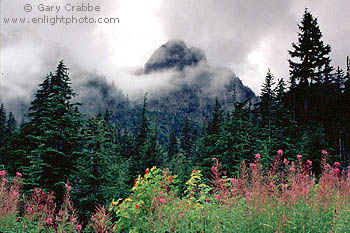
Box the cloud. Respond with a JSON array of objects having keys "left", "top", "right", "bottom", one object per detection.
[{"left": 157, "top": 0, "right": 350, "bottom": 93}]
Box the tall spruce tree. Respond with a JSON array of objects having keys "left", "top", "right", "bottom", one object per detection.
[
  {"left": 24, "top": 61, "right": 83, "bottom": 202},
  {"left": 288, "top": 9, "right": 332, "bottom": 124},
  {"left": 130, "top": 95, "right": 159, "bottom": 178},
  {"left": 288, "top": 8, "right": 332, "bottom": 86},
  {"left": 0, "top": 104, "right": 6, "bottom": 146},
  {"left": 72, "top": 115, "right": 129, "bottom": 223}
]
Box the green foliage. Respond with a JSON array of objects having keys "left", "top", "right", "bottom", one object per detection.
[
  {"left": 71, "top": 115, "right": 130, "bottom": 222},
  {"left": 20, "top": 61, "right": 84, "bottom": 202},
  {"left": 109, "top": 166, "right": 178, "bottom": 232}
]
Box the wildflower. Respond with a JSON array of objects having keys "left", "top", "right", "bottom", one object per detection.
[
  {"left": 255, "top": 153, "right": 261, "bottom": 159},
  {"left": 168, "top": 175, "right": 174, "bottom": 180},
  {"left": 160, "top": 198, "right": 166, "bottom": 204},
  {"left": 0, "top": 170, "right": 6, "bottom": 176},
  {"left": 230, "top": 178, "right": 236, "bottom": 184},
  {"left": 16, "top": 172, "right": 22, "bottom": 178},
  {"left": 145, "top": 168, "right": 150, "bottom": 174},
  {"left": 282, "top": 184, "right": 288, "bottom": 190},
  {"left": 297, "top": 154, "right": 302, "bottom": 159},
  {"left": 154, "top": 189, "right": 158, "bottom": 192},
  {"left": 277, "top": 149, "right": 283, "bottom": 156},
  {"left": 134, "top": 178, "right": 138, "bottom": 183},
  {"left": 283, "top": 159, "right": 288, "bottom": 164},
  {"left": 334, "top": 162, "right": 340, "bottom": 167},
  {"left": 334, "top": 168, "right": 340, "bottom": 176},
  {"left": 193, "top": 170, "right": 199, "bottom": 173},
  {"left": 135, "top": 204, "right": 139, "bottom": 208},
  {"left": 290, "top": 167, "right": 296, "bottom": 172},
  {"left": 215, "top": 194, "right": 220, "bottom": 199},
  {"left": 306, "top": 160, "right": 312, "bottom": 166},
  {"left": 212, "top": 157, "right": 217, "bottom": 161},
  {"left": 169, "top": 180, "right": 173, "bottom": 184},
  {"left": 75, "top": 225, "right": 82, "bottom": 231},
  {"left": 163, "top": 168, "right": 169, "bottom": 172},
  {"left": 322, "top": 150, "right": 329, "bottom": 156},
  {"left": 65, "top": 183, "right": 71, "bottom": 192},
  {"left": 46, "top": 218, "right": 53, "bottom": 225},
  {"left": 12, "top": 190, "right": 19, "bottom": 198},
  {"left": 249, "top": 163, "right": 256, "bottom": 169},
  {"left": 205, "top": 197, "right": 209, "bottom": 202}
]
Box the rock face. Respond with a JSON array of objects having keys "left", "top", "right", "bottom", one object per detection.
[{"left": 144, "top": 39, "right": 207, "bottom": 73}]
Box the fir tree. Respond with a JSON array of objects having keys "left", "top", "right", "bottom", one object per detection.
[
  {"left": 0, "top": 104, "right": 6, "bottom": 146},
  {"left": 167, "top": 130, "right": 178, "bottom": 161},
  {"left": 72, "top": 116, "right": 129, "bottom": 223},
  {"left": 288, "top": 8, "right": 332, "bottom": 86},
  {"left": 23, "top": 61, "right": 83, "bottom": 202}
]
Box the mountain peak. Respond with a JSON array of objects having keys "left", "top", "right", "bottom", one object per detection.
[{"left": 144, "top": 39, "right": 207, "bottom": 74}]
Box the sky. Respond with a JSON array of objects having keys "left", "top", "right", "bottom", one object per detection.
[{"left": 1, "top": 0, "right": 349, "bottom": 103}]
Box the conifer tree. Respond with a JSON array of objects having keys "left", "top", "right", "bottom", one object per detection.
[
  {"left": 288, "top": 8, "right": 333, "bottom": 124},
  {"left": 130, "top": 95, "right": 159, "bottom": 178},
  {"left": 198, "top": 98, "right": 224, "bottom": 177},
  {"left": 72, "top": 115, "right": 129, "bottom": 223},
  {"left": 259, "top": 69, "right": 276, "bottom": 128},
  {"left": 23, "top": 61, "right": 83, "bottom": 202},
  {"left": 0, "top": 104, "right": 6, "bottom": 146},
  {"left": 179, "top": 117, "right": 197, "bottom": 160},
  {"left": 288, "top": 8, "right": 332, "bottom": 86},
  {"left": 6, "top": 112, "right": 16, "bottom": 136},
  {"left": 167, "top": 130, "right": 178, "bottom": 161}
]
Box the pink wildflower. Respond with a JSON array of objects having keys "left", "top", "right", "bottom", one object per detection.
[
  {"left": 230, "top": 178, "right": 236, "bottom": 184},
  {"left": 16, "top": 172, "right": 22, "bottom": 178},
  {"left": 277, "top": 149, "right": 283, "bottom": 156},
  {"left": 46, "top": 218, "right": 53, "bottom": 225},
  {"left": 334, "top": 162, "right": 340, "bottom": 167},
  {"left": 290, "top": 167, "right": 296, "bottom": 172},
  {"left": 159, "top": 198, "right": 167, "bottom": 204},
  {"left": 297, "top": 154, "right": 302, "bottom": 159},
  {"left": 75, "top": 225, "right": 82, "bottom": 231},
  {"left": 205, "top": 197, "right": 209, "bottom": 202},
  {"left": 334, "top": 168, "right": 340, "bottom": 176},
  {"left": 65, "top": 183, "right": 71, "bottom": 192},
  {"left": 0, "top": 170, "right": 6, "bottom": 176},
  {"left": 306, "top": 160, "right": 312, "bottom": 166},
  {"left": 283, "top": 159, "right": 288, "bottom": 164},
  {"left": 255, "top": 153, "right": 261, "bottom": 159},
  {"left": 322, "top": 150, "right": 329, "bottom": 156},
  {"left": 215, "top": 194, "right": 220, "bottom": 199},
  {"left": 249, "top": 163, "right": 256, "bottom": 169},
  {"left": 12, "top": 190, "right": 19, "bottom": 198}
]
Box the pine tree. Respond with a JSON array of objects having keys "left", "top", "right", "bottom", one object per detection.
[
  {"left": 198, "top": 98, "right": 224, "bottom": 177},
  {"left": 288, "top": 8, "right": 333, "bottom": 124},
  {"left": 179, "top": 117, "right": 197, "bottom": 160},
  {"left": 0, "top": 104, "right": 6, "bottom": 146},
  {"left": 259, "top": 69, "right": 276, "bottom": 128},
  {"left": 288, "top": 8, "right": 332, "bottom": 86},
  {"left": 72, "top": 116, "right": 129, "bottom": 223},
  {"left": 130, "top": 95, "right": 159, "bottom": 178},
  {"left": 6, "top": 112, "right": 16, "bottom": 136},
  {"left": 167, "top": 130, "right": 178, "bottom": 161},
  {"left": 23, "top": 61, "right": 83, "bottom": 202}
]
